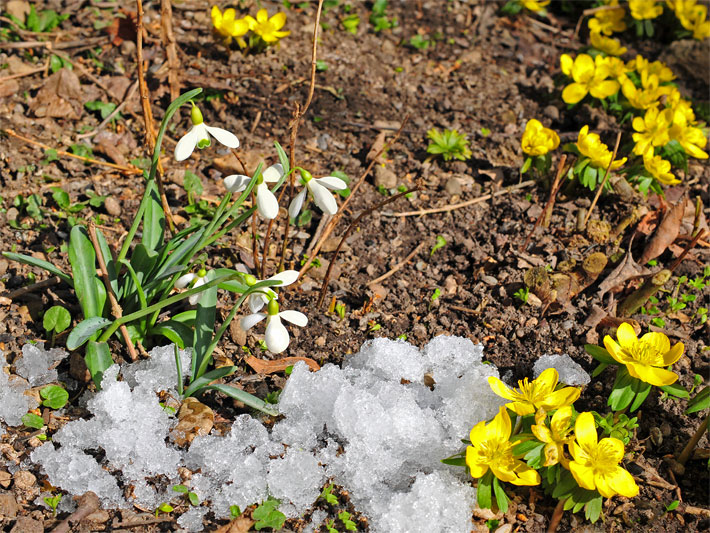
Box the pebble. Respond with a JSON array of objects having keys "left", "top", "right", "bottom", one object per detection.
[
  {"left": 543, "top": 104, "right": 559, "bottom": 121},
  {"left": 104, "top": 196, "right": 122, "bottom": 217},
  {"left": 374, "top": 165, "right": 397, "bottom": 189},
  {"left": 445, "top": 176, "right": 462, "bottom": 196},
  {"left": 13, "top": 470, "right": 36, "bottom": 491},
  {"left": 6, "top": 207, "right": 19, "bottom": 222},
  {"left": 0, "top": 493, "right": 19, "bottom": 518},
  {"left": 481, "top": 275, "right": 498, "bottom": 286},
  {"left": 9, "top": 517, "right": 43, "bottom": 533},
  {"left": 315, "top": 336, "right": 326, "bottom": 347},
  {"left": 120, "top": 40, "right": 136, "bottom": 56}
]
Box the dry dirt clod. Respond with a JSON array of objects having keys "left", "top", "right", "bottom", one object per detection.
[
  {"left": 9, "top": 516, "right": 43, "bottom": 533},
  {"left": 12, "top": 470, "right": 36, "bottom": 491},
  {"left": 170, "top": 397, "right": 215, "bottom": 447},
  {"left": 0, "top": 492, "right": 21, "bottom": 519}
]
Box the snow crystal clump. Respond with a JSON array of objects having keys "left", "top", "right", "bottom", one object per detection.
[
  {"left": 534, "top": 354, "right": 591, "bottom": 386},
  {"left": 266, "top": 448, "right": 325, "bottom": 518},
  {"left": 177, "top": 507, "right": 208, "bottom": 531},
  {"left": 0, "top": 350, "right": 37, "bottom": 427},
  {"left": 15, "top": 343, "right": 68, "bottom": 386},
  {"left": 121, "top": 344, "right": 191, "bottom": 393}
]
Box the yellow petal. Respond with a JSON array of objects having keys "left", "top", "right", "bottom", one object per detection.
[
  {"left": 569, "top": 461, "right": 596, "bottom": 490},
  {"left": 663, "top": 342, "right": 684, "bottom": 366},
  {"left": 626, "top": 362, "right": 678, "bottom": 386},
  {"left": 572, "top": 54, "right": 595, "bottom": 83},
  {"left": 550, "top": 405, "right": 573, "bottom": 436},
  {"left": 270, "top": 11, "right": 287, "bottom": 30},
  {"left": 469, "top": 420, "right": 487, "bottom": 444},
  {"left": 510, "top": 460, "right": 542, "bottom": 486},
  {"left": 574, "top": 412, "right": 598, "bottom": 450},
  {"left": 535, "top": 368, "right": 560, "bottom": 396},
  {"left": 540, "top": 386, "right": 580, "bottom": 411},
  {"left": 490, "top": 406, "right": 512, "bottom": 440},
  {"left": 532, "top": 423, "right": 552, "bottom": 443},
  {"left": 256, "top": 8, "right": 268, "bottom": 23},
  {"left": 589, "top": 79, "right": 620, "bottom": 99},
  {"left": 466, "top": 447, "right": 489, "bottom": 478},
  {"left": 560, "top": 54, "right": 574, "bottom": 76},
  {"left": 543, "top": 442, "right": 561, "bottom": 466},
  {"left": 598, "top": 437, "right": 625, "bottom": 463},
  {"left": 244, "top": 15, "right": 257, "bottom": 30},
  {"left": 608, "top": 466, "right": 640, "bottom": 498},
  {"left": 490, "top": 463, "right": 518, "bottom": 484},
  {"left": 508, "top": 401, "right": 536, "bottom": 417},
  {"left": 639, "top": 331, "right": 670, "bottom": 354},
  {"left": 562, "top": 83, "right": 589, "bottom": 105},
  {"left": 616, "top": 322, "right": 638, "bottom": 349},
  {"left": 488, "top": 376, "right": 519, "bottom": 401},
  {"left": 232, "top": 18, "right": 250, "bottom": 36},
  {"left": 211, "top": 5, "right": 222, "bottom": 25},
  {"left": 223, "top": 8, "right": 236, "bottom": 24}
]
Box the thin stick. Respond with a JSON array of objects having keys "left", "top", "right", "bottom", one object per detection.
[
  {"left": 583, "top": 131, "right": 621, "bottom": 228},
  {"left": 677, "top": 414, "right": 709, "bottom": 466},
  {"left": 3, "top": 128, "right": 142, "bottom": 174},
  {"left": 88, "top": 222, "right": 138, "bottom": 361},
  {"left": 520, "top": 156, "right": 567, "bottom": 251},
  {"left": 317, "top": 187, "right": 420, "bottom": 308},
  {"left": 161, "top": 0, "right": 181, "bottom": 102},
  {"left": 0, "top": 37, "right": 108, "bottom": 50},
  {"left": 547, "top": 498, "right": 566, "bottom": 533},
  {"left": 4, "top": 276, "right": 61, "bottom": 300},
  {"left": 297, "top": 117, "right": 410, "bottom": 278},
  {"left": 0, "top": 64, "right": 47, "bottom": 83},
  {"left": 389, "top": 180, "right": 536, "bottom": 217},
  {"left": 51, "top": 492, "right": 100, "bottom": 533},
  {"left": 136, "top": 0, "right": 175, "bottom": 233},
  {"left": 669, "top": 229, "right": 706, "bottom": 273},
  {"left": 77, "top": 80, "right": 139, "bottom": 140},
  {"left": 366, "top": 241, "right": 425, "bottom": 286}
]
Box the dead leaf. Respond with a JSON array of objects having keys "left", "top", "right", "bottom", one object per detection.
[
  {"left": 597, "top": 244, "right": 649, "bottom": 298},
  {"left": 245, "top": 356, "right": 320, "bottom": 374},
  {"left": 30, "top": 69, "right": 83, "bottom": 119},
  {"left": 639, "top": 197, "right": 687, "bottom": 265},
  {"left": 0, "top": 80, "right": 19, "bottom": 99},
  {"left": 634, "top": 209, "right": 660, "bottom": 236},
  {"left": 214, "top": 516, "right": 255, "bottom": 533},
  {"left": 5, "top": 0, "right": 30, "bottom": 21},
  {"left": 170, "top": 397, "right": 214, "bottom": 447}
]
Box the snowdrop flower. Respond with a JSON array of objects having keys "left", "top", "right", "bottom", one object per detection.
[
  {"left": 175, "top": 268, "right": 208, "bottom": 305},
  {"left": 175, "top": 104, "right": 239, "bottom": 162},
  {"left": 288, "top": 168, "right": 347, "bottom": 219},
  {"left": 241, "top": 300, "right": 307, "bottom": 354},
  {"left": 223, "top": 164, "right": 283, "bottom": 219},
  {"left": 244, "top": 270, "right": 299, "bottom": 313}
]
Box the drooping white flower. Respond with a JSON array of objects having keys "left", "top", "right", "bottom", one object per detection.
[
  {"left": 288, "top": 169, "right": 347, "bottom": 219},
  {"left": 241, "top": 299, "right": 307, "bottom": 354},
  {"left": 175, "top": 104, "right": 240, "bottom": 162},
  {"left": 223, "top": 164, "right": 283, "bottom": 219},
  {"left": 175, "top": 268, "right": 208, "bottom": 305},
  {"left": 245, "top": 269, "right": 299, "bottom": 313}
]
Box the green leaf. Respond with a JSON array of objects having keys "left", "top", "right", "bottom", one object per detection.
[
  {"left": 183, "top": 170, "right": 203, "bottom": 201},
  {"left": 274, "top": 141, "right": 290, "bottom": 175},
  {"left": 51, "top": 187, "right": 71, "bottom": 210},
  {"left": 430, "top": 235, "right": 447, "bottom": 256},
  {"left": 188, "top": 492, "right": 199, "bottom": 506},
  {"left": 2, "top": 252, "right": 73, "bottom": 287},
  {"left": 85, "top": 100, "right": 119, "bottom": 120},
  {"left": 629, "top": 378, "right": 652, "bottom": 412},
  {"left": 40, "top": 385, "right": 69, "bottom": 409},
  {"left": 183, "top": 366, "right": 238, "bottom": 398},
  {"left": 142, "top": 180, "right": 165, "bottom": 251},
  {"left": 492, "top": 476, "right": 509, "bottom": 513},
  {"left": 201, "top": 384, "right": 279, "bottom": 416},
  {"left": 85, "top": 341, "right": 113, "bottom": 389},
  {"left": 43, "top": 305, "right": 71, "bottom": 334},
  {"left": 192, "top": 271, "right": 218, "bottom": 378},
  {"left": 521, "top": 157, "right": 532, "bottom": 174},
  {"left": 686, "top": 386, "right": 710, "bottom": 414},
  {"left": 608, "top": 366, "right": 636, "bottom": 412},
  {"left": 660, "top": 382, "right": 690, "bottom": 399},
  {"left": 23, "top": 413, "right": 45, "bottom": 429},
  {"left": 150, "top": 320, "right": 194, "bottom": 349},
  {"left": 585, "top": 495, "right": 603, "bottom": 523},
  {"left": 69, "top": 225, "right": 106, "bottom": 321},
  {"left": 552, "top": 470, "right": 578, "bottom": 499},
  {"left": 253, "top": 498, "right": 286, "bottom": 531},
  {"left": 440, "top": 457, "right": 467, "bottom": 467},
  {"left": 172, "top": 484, "right": 188, "bottom": 493},
  {"left": 584, "top": 344, "right": 616, "bottom": 365},
  {"left": 67, "top": 317, "right": 112, "bottom": 350},
  {"left": 477, "top": 471, "right": 493, "bottom": 509}
]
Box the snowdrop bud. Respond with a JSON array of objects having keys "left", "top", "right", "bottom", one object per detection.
[
  {"left": 244, "top": 274, "right": 257, "bottom": 286},
  {"left": 299, "top": 168, "right": 313, "bottom": 182},
  {"left": 190, "top": 104, "right": 204, "bottom": 125},
  {"left": 267, "top": 299, "right": 279, "bottom": 315}
]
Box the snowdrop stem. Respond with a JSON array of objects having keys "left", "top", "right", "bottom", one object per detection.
[{"left": 195, "top": 279, "right": 283, "bottom": 379}]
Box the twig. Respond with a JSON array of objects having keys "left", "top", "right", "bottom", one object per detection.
[
  {"left": 111, "top": 516, "right": 174, "bottom": 528},
  {"left": 4, "top": 276, "right": 61, "bottom": 300},
  {"left": 366, "top": 241, "right": 425, "bottom": 286},
  {"left": 669, "top": 229, "right": 706, "bottom": 272},
  {"left": 51, "top": 492, "right": 100, "bottom": 533},
  {"left": 136, "top": 0, "right": 175, "bottom": 234},
  {"left": 77, "top": 80, "right": 139, "bottom": 140},
  {"left": 88, "top": 222, "right": 138, "bottom": 361},
  {"left": 161, "top": 0, "right": 181, "bottom": 101},
  {"left": 547, "top": 498, "right": 566, "bottom": 533},
  {"left": 521, "top": 156, "right": 567, "bottom": 251},
  {"left": 388, "top": 180, "right": 536, "bottom": 217},
  {"left": 678, "top": 414, "right": 709, "bottom": 466},
  {"left": 583, "top": 131, "right": 621, "bottom": 228},
  {"left": 0, "top": 64, "right": 47, "bottom": 83},
  {"left": 297, "top": 117, "right": 410, "bottom": 278},
  {"left": 0, "top": 37, "right": 108, "bottom": 50},
  {"left": 317, "top": 187, "right": 420, "bottom": 308},
  {"left": 3, "top": 128, "right": 142, "bottom": 174}
]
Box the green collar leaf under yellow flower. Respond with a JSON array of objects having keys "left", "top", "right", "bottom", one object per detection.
[
  {"left": 466, "top": 406, "right": 541, "bottom": 486},
  {"left": 487, "top": 368, "right": 581, "bottom": 416},
  {"left": 603, "top": 322, "right": 685, "bottom": 387}
]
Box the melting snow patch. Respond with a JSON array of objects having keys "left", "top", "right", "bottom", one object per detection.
[
  {"left": 533, "top": 353, "right": 591, "bottom": 386},
  {"left": 15, "top": 343, "right": 68, "bottom": 387},
  {"left": 0, "top": 350, "right": 38, "bottom": 427}
]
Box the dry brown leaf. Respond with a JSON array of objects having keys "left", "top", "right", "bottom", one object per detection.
[
  {"left": 170, "top": 397, "right": 214, "bottom": 447},
  {"left": 639, "top": 197, "right": 687, "bottom": 265},
  {"left": 214, "top": 515, "right": 255, "bottom": 533},
  {"left": 30, "top": 69, "right": 83, "bottom": 119},
  {"left": 245, "top": 356, "right": 320, "bottom": 374},
  {"left": 597, "top": 246, "right": 649, "bottom": 298}
]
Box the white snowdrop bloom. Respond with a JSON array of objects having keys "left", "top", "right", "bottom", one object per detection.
[
  {"left": 245, "top": 270, "right": 299, "bottom": 313},
  {"left": 175, "top": 269, "right": 208, "bottom": 305},
  {"left": 288, "top": 169, "right": 347, "bottom": 219},
  {"left": 241, "top": 300, "right": 308, "bottom": 354},
  {"left": 174, "top": 105, "right": 239, "bottom": 162},
  {"left": 223, "top": 164, "right": 283, "bottom": 219}
]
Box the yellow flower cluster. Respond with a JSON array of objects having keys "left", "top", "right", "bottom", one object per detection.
[
  {"left": 629, "top": 0, "right": 663, "bottom": 20},
  {"left": 521, "top": 119, "right": 560, "bottom": 157},
  {"left": 667, "top": 0, "right": 710, "bottom": 39},
  {"left": 576, "top": 125, "right": 627, "bottom": 171},
  {"left": 212, "top": 6, "right": 290, "bottom": 47},
  {"left": 560, "top": 54, "right": 620, "bottom": 105},
  {"left": 466, "top": 369, "right": 639, "bottom": 499}
]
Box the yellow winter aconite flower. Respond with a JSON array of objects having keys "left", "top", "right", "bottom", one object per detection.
[
  {"left": 603, "top": 322, "right": 685, "bottom": 386},
  {"left": 600, "top": 56, "right": 631, "bottom": 83},
  {"left": 589, "top": 31, "right": 627, "bottom": 56},
  {"left": 521, "top": 0, "right": 550, "bottom": 12},
  {"left": 669, "top": 111, "right": 709, "bottom": 159},
  {"left": 560, "top": 54, "right": 620, "bottom": 105},
  {"left": 627, "top": 55, "right": 675, "bottom": 82},
  {"left": 665, "top": 88, "right": 696, "bottom": 123},
  {"left": 576, "top": 125, "right": 627, "bottom": 170},
  {"left": 631, "top": 106, "right": 672, "bottom": 157},
  {"left": 245, "top": 9, "right": 290, "bottom": 43},
  {"left": 466, "top": 406, "right": 541, "bottom": 486},
  {"left": 643, "top": 153, "right": 680, "bottom": 185},
  {"left": 621, "top": 71, "right": 672, "bottom": 110},
  {"left": 629, "top": 0, "right": 663, "bottom": 19},
  {"left": 668, "top": 0, "right": 710, "bottom": 40},
  {"left": 488, "top": 368, "right": 581, "bottom": 416},
  {"left": 211, "top": 6, "right": 249, "bottom": 46},
  {"left": 531, "top": 406, "right": 574, "bottom": 467},
  {"left": 588, "top": 4, "right": 627, "bottom": 35},
  {"left": 569, "top": 412, "right": 639, "bottom": 499},
  {"left": 521, "top": 119, "right": 560, "bottom": 156}
]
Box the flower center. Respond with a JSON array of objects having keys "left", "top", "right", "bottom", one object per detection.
[{"left": 628, "top": 340, "right": 662, "bottom": 365}]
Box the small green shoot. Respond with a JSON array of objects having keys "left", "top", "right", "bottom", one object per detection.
[
  {"left": 480, "top": 127, "right": 491, "bottom": 137},
  {"left": 173, "top": 484, "right": 200, "bottom": 506},
  {"left": 320, "top": 484, "right": 338, "bottom": 505},
  {"left": 409, "top": 34, "right": 431, "bottom": 50},
  {"left": 44, "top": 494, "right": 62, "bottom": 517},
  {"left": 40, "top": 385, "right": 69, "bottom": 409},
  {"left": 666, "top": 500, "right": 680, "bottom": 512},
  {"left": 229, "top": 505, "right": 242, "bottom": 518},
  {"left": 24, "top": 5, "right": 69, "bottom": 33},
  {"left": 485, "top": 519, "right": 500, "bottom": 531},
  {"left": 430, "top": 235, "right": 447, "bottom": 256},
  {"left": 253, "top": 498, "right": 286, "bottom": 530},
  {"left": 22, "top": 413, "right": 44, "bottom": 429},
  {"left": 316, "top": 60, "right": 328, "bottom": 71},
  {"left": 431, "top": 288, "right": 441, "bottom": 302},
  {"left": 335, "top": 302, "right": 347, "bottom": 320},
  {"left": 85, "top": 101, "right": 121, "bottom": 123},
  {"left": 155, "top": 502, "right": 174, "bottom": 517},
  {"left": 426, "top": 128, "right": 471, "bottom": 161},
  {"left": 513, "top": 287, "right": 530, "bottom": 305},
  {"left": 43, "top": 305, "right": 71, "bottom": 346},
  {"left": 370, "top": 0, "right": 397, "bottom": 31},
  {"left": 342, "top": 14, "right": 360, "bottom": 33},
  {"left": 338, "top": 510, "right": 358, "bottom": 531}
]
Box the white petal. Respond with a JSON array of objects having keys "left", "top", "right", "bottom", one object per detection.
[
  {"left": 248, "top": 294, "right": 267, "bottom": 313},
  {"left": 265, "top": 315, "right": 290, "bottom": 353},
  {"left": 188, "top": 293, "right": 202, "bottom": 306},
  {"left": 174, "top": 127, "right": 201, "bottom": 161},
  {"left": 241, "top": 313, "right": 266, "bottom": 331},
  {"left": 309, "top": 180, "right": 338, "bottom": 215},
  {"left": 205, "top": 125, "right": 240, "bottom": 149},
  {"left": 262, "top": 163, "right": 284, "bottom": 183},
  {"left": 175, "top": 273, "right": 197, "bottom": 289},
  {"left": 288, "top": 189, "right": 307, "bottom": 219},
  {"left": 223, "top": 174, "right": 250, "bottom": 193},
  {"left": 278, "top": 310, "right": 308, "bottom": 327},
  {"left": 256, "top": 183, "right": 279, "bottom": 219},
  {"left": 316, "top": 176, "right": 347, "bottom": 190},
  {"left": 269, "top": 270, "right": 299, "bottom": 287},
  {"left": 193, "top": 276, "right": 207, "bottom": 289}
]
